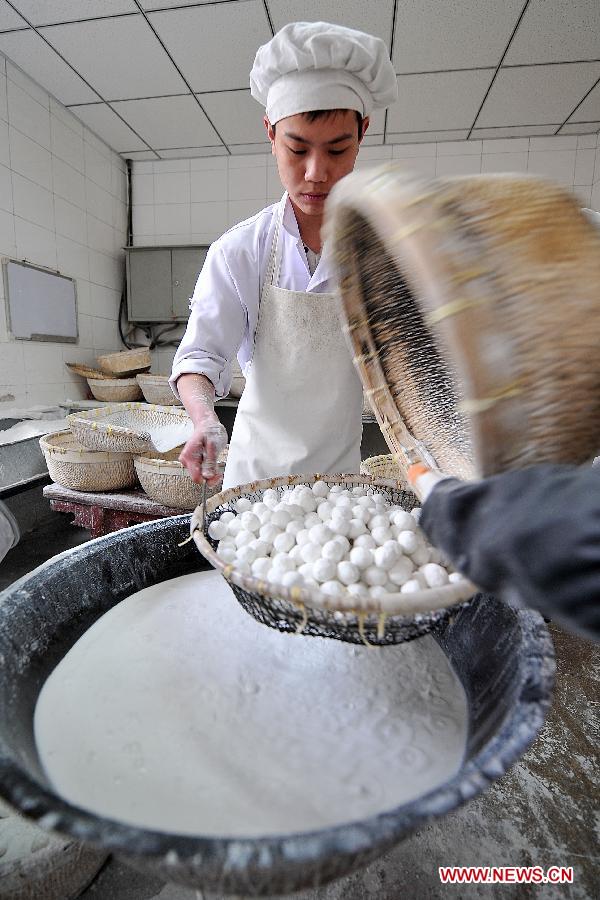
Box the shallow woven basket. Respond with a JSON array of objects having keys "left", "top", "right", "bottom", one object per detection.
[
  {"left": 40, "top": 430, "right": 137, "bottom": 492},
  {"left": 360, "top": 454, "right": 405, "bottom": 483},
  {"left": 97, "top": 348, "right": 151, "bottom": 377},
  {"left": 136, "top": 374, "right": 182, "bottom": 406},
  {"left": 68, "top": 403, "right": 193, "bottom": 454},
  {"left": 192, "top": 474, "right": 477, "bottom": 647},
  {"left": 66, "top": 362, "right": 112, "bottom": 380},
  {"left": 325, "top": 169, "right": 600, "bottom": 482},
  {"left": 87, "top": 377, "right": 143, "bottom": 403}
]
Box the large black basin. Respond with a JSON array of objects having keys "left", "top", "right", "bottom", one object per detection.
[{"left": 0, "top": 516, "right": 555, "bottom": 896}]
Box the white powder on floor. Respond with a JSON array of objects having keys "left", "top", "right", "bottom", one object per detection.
[
  {"left": 0, "top": 419, "right": 68, "bottom": 446},
  {"left": 34, "top": 571, "right": 468, "bottom": 838}
]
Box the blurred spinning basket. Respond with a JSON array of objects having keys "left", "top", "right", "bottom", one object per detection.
[{"left": 325, "top": 169, "right": 600, "bottom": 482}]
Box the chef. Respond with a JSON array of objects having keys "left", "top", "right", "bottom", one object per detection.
[{"left": 170, "top": 21, "right": 397, "bottom": 490}]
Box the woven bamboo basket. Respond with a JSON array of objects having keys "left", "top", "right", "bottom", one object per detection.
[
  {"left": 40, "top": 430, "right": 137, "bottom": 491},
  {"left": 97, "top": 348, "right": 151, "bottom": 377},
  {"left": 68, "top": 403, "right": 193, "bottom": 454},
  {"left": 227, "top": 361, "right": 246, "bottom": 399},
  {"left": 135, "top": 447, "right": 227, "bottom": 509},
  {"left": 360, "top": 454, "right": 405, "bottom": 483},
  {"left": 66, "top": 363, "right": 112, "bottom": 380},
  {"left": 136, "top": 374, "right": 182, "bottom": 406},
  {"left": 87, "top": 377, "right": 143, "bottom": 403},
  {"left": 192, "top": 473, "right": 477, "bottom": 647},
  {"left": 325, "top": 169, "right": 600, "bottom": 482}
]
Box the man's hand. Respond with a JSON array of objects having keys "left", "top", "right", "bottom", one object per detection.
[{"left": 179, "top": 418, "right": 227, "bottom": 486}]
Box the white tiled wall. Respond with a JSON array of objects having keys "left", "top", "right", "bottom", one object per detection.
[
  {"left": 133, "top": 132, "right": 600, "bottom": 251},
  {"left": 0, "top": 53, "right": 128, "bottom": 409}
]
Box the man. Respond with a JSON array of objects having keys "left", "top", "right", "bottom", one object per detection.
[{"left": 170, "top": 21, "right": 397, "bottom": 490}]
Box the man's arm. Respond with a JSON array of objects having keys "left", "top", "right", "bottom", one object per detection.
[{"left": 177, "top": 373, "right": 227, "bottom": 485}]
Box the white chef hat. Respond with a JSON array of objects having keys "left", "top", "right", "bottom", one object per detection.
[{"left": 250, "top": 21, "right": 398, "bottom": 124}]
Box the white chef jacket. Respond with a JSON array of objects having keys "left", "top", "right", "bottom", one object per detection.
[{"left": 170, "top": 193, "right": 338, "bottom": 400}]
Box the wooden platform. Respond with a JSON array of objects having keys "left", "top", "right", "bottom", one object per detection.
[{"left": 43, "top": 483, "right": 187, "bottom": 539}]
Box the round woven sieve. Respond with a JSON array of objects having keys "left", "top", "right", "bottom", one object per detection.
[
  {"left": 325, "top": 169, "right": 600, "bottom": 481},
  {"left": 192, "top": 474, "right": 477, "bottom": 646}
]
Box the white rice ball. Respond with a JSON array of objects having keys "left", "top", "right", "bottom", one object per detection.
[
  {"left": 317, "top": 501, "right": 334, "bottom": 522},
  {"left": 259, "top": 523, "right": 281, "bottom": 545},
  {"left": 337, "top": 560, "right": 360, "bottom": 585},
  {"left": 217, "top": 542, "right": 236, "bottom": 563},
  {"left": 353, "top": 534, "right": 377, "bottom": 551},
  {"left": 400, "top": 578, "right": 422, "bottom": 594},
  {"left": 283, "top": 503, "right": 305, "bottom": 520},
  {"left": 397, "top": 530, "right": 419, "bottom": 555},
  {"left": 251, "top": 556, "right": 271, "bottom": 578},
  {"left": 420, "top": 562, "right": 449, "bottom": 588},
  {"left": 320, "top": 580, "right": 345, "bottom": 598},
  {"left": 371, "top": 526, "right": 393, "bottom": 546},
  {"left": 297, "top": 490, "right": 318, "bottom": 512},
  {"left": 304, "top": 512, "right": 321, "bottom": 529},
  {"left": 363, "top": 565, "right": 387, "bottom": 587},
  {"left": 321, "top": 539, "right": 345, "bottom": 563},
  {"left": 369, "top": 585, "right": 388, "bottom": 601},
  {"left": 329, "top": 485, "right": 344, "bottom": 494},
  {"left": 329, "top": 517, "right": 351, "bottom": 537},
  {"left": 289, "top": 544, "right": 304, "bottom": 564},
  {"left": 235, "top": 497, "right": 252, "bottom": 513},
  {"left": 273, "top": 531, "right": 295, "bottom": 553},
  {"left": 252, "top": 501, "right": 269, "bottom": 520},
  {"left": 234, "top": 529, "right": 254, "bottom": 548},
  {"left": 311, "top": 480, "right": 330, "bottom": 498},
  {"left": 349, "top": 546, "right": 373, "bottom": 569},
  {"left": 411, "top": 507, "right": 422, "bottom": 523},
  {"left": 208, "top": 519, "right": 227, "bottom": 541},
  {"left": 280, "top": 570, "right": 304, "bottom": 589},
  {"left": 262, "top": 489, "right": 279, "bottom": 509},
  {"left": 300, "top": 542, "right": 322, "bottom": 564},
  {"left": 369, "top": 513, "right": 390, "bottom": 531},
  {"left": 387, "top": 557, "right": 415, "bottom": 586},
  {"left": 226, "top": 517, "right": 244, "bottom": 537},
  {"left": 411, "top": 544, "right": 431, "bottom": 566},
  {"left": 219, "top": 511, "right": 235, "bottom": 525},
  {"left": 351, "top": 505, "right": 371, "bottom": 524},
  {"left": 236, "top": 544, "right": 257, "bottom": 566},
  {"left": 309, "top": 523, "right": 333, "bottom": 546},
  {"left": 333, "top": 534, "right": 351, "bottom": 554},
  {"left": 298, "top": 562, "right": 315, "bottom": 581},
  {"left": 373, "top": 542, "right": 401, "bottom": 570},
  {"left": 271, "top": 509, "right": 292, "bottom": 529},
  {"left": 272, "top": 553, "right": 295, "bottom": 572},
  {"left": 239, "top": 511, "right": 260, "bottom": 533},
  {"left": 449, "top": 571, "right": 465, "bottom": 584},
  {"left": 347, "top": 518, "right": 367, "bottom": 539},
  {"left": 390, "top": 509, "right": 416, "bottom": 531},
  {"left": 286, "top": 520, "right": 304, "bottom": 537},
  {"left": 346, "top": 581, "right": 368, "bottom": 599},
  {"left": 312, "top": 558, "right": 337, "bottom": 583},
  {"left": 295, "top": 528, "right": 311, "bottom": 546}
]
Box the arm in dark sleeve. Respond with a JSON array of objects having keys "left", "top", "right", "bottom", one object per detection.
[{"left": 420, "top": 464, "right": 600, "bottom": 640}]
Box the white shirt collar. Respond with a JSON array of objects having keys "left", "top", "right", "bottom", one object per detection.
[{"left": 279, "top": 192, "right": 336, "bottom": 291}]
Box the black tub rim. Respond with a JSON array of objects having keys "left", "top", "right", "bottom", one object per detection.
[{"left": 0, "top": 516, "right": 556, "bottom": 891}]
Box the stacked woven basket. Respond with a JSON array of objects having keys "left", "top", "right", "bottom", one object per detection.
[
  {"left": 40, "top": 403, "right": 217, "bottom": 510},
  {"left": 67, "top": 348, "right": 154, "bottom": 403}
]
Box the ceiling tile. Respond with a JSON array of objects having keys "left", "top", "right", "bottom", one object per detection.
[
  {"left": 0, "top": 30, "right": 98, "bottom": 104},
  {"left": 199, "top": 90, "right": 267, "bottom": 144},
  {"left": 476, "top": 63, "right": 600, "bottom": 127},
  {"left": 121, "top": 150, "right": 159, "bottom": 160},
  {"left": 268, "top": 0, "right": 395, "bottom": 46},
  {"left": 112, "top": 95, "right": 222, "bottom": 149},
  {"left": 559, "top": 122, "right": 600, "bottom": 135},
  {"left": 386, "top": 130, "right": 470, "bottom": 143},
  {"left": 40, "top": 16, "right": 187, "bottom": 99},
  {"left": 393, "top": 0, "right": 523, "bottom": 73},
  {"left": 69, "top": 102, "right": 147, "bottom": 151},
  {"left": 568, "top": 80, "right": 600, "bottom": 122},
  {"left": 148, "top": 1, "right": 271, "bottom": 92},
  {"left": 157, "top": 146, "right": 229, "bottom": 158},
  {"left": 471, "top": 125, "right": 559, "bottom": 139},
  {"left": 505, "top": 0, "right": 600, "bottom": 65},
  {"left": 10, "top": 1, "right": 137, "bottom": 26},
  {"left": 387, "top": 70, "right": 493, "bottom": 132},
  {"left": 0, "top": 2, "right": 27, "bottom": 30},
  {"left": 140, "top": 0, "right": 230, "bottom": 7}
]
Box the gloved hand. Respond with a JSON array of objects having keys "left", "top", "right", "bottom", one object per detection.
[
  {"left": 178, "top": 416, "right": 227, "bottom": 486},
  {"left": 419, "top": 464, "right": 600, "bottom": 640}
]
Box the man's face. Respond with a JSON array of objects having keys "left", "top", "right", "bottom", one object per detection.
[{"left": 265, "top": 110, "right": 368, "bottom": 220}]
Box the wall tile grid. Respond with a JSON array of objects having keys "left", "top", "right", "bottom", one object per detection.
[
  {"left": 0, "top": 53, "right": 128, "bottom": 408},
  {"left": 134, "top": 133, "right": 599, "bottom": 253}
]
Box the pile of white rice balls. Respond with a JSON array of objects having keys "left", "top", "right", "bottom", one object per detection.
[{"left": 208, "top": 481, "right": 465, "bottom": 610}]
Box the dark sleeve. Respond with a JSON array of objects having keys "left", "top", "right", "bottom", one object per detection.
[{"left": 420, "top": 464, "right": 600, "bottom": 639}]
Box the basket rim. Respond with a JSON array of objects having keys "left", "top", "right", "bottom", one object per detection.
[
  {"left": 134, "top": 455, "right": 185, "bottom": 473},
  {"left": 87, "top": 377, "right": 140, "bottom": 387},
  {"left": 191, "top": 473, "right": 476, "bottom": 620},
  {"left": 40, "top": 430, "right": 135, "bottom": 462},
  {"left": 68, "top": 402, "right": 191, "bottom": 441}
]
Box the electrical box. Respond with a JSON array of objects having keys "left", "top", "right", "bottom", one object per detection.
[{"left": 125, "top": 245, "right": 209, "bottom": 323}]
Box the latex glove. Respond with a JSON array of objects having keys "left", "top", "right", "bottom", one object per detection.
[
  {"left": 179, "top": 418, "right": 227, "bottom": 486},
  {"left": 419, "top": 464, "right": 600, "bottom": 640}
]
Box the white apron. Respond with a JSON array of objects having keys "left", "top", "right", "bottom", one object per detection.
[{"left": 222, "top": 206, "right": 363, "bottom": 490}]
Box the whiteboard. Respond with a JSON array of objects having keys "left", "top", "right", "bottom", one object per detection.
[{"left": 2, "top": 259, "right": 78, "bottom": 343}]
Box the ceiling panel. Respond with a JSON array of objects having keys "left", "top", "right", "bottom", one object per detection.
[
  {"left": 199, "top": 90, "right": 268, "bottom": 144},
  {"left": 386, "top": 129, "right": 470, "bottom": 143},
  {"left": 392, "top": 0, "right": 523, "bottom": 73},
  {"left": 476, "top": 62, "right": 600, "bottom": 127},
  {"left": 10, "top": 1, "right": 138, "bottom": 25},
  {"left": 111, "top": 95, "right": 223, "bottom": 148},
  {"left": 157, "top": 145, "right": 229, "bottom": 158},
  {"left": 268, "top": 0, "right": 395, "bottom": 47},
  {"left": 388, "top": 69, "right": 493, "bottom": 132},
  {"left": 148, "top": 1, "right": 272, "bottom": 92},
  {"left": 69, "top": 102, "right": 147, "bottom": 151},
  {"left": 140, "top": 0, "right": 231, "bottom": 8},
  {"left": 0, "top": 30, "right": 98, "bottom": 104},
  {"left": 123, "top": 149, "right": 159, "bottom": 159},
  {"left": 568, "top": 79, "right": 600, "bottom": 122},
  {"left": 505, "top": 0, "right": 600, "bottom": 65},
  {"left": 40, "top": 15, "right": 188, "bottom": 99},
  {"left": 0, "top": 2, "right": 27, "bottom": 31},
  {"left": 471, "top": 125, "right": 559, "bottom": 139},
  {"left": 559, "top": 121, "right": 600, "bottom": 135}
]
